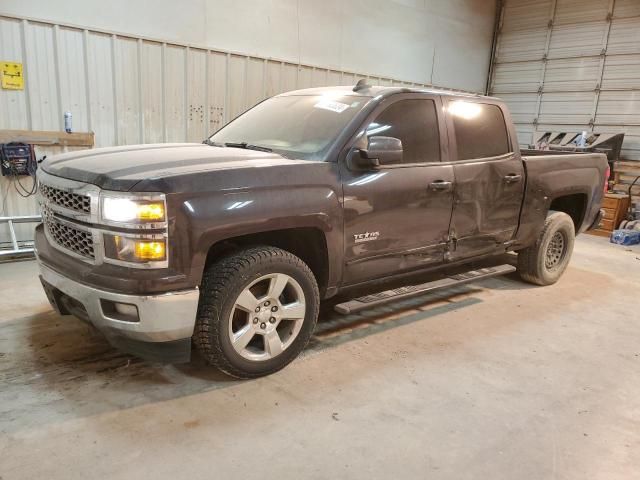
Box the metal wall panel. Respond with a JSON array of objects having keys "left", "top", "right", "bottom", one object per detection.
[
  {"left": 543, "top": 57, "right": 601, "bottom": 91},
  {"left": 114, "top": 36, "right": 141, "bottom": 145},
  {"left": 57, "top": 27, "right": 89, "bottom": 132},
  {"left": 141, "top": 41, "right": 164, "bottom": 143},
  {"left": 491, "top": 61, "right": 544, "bottom": 93},
  {"left": 25, "top": 22, "right": 60, "bottom": 130},
  {"left": 0, "top": 17, "right": 28, "bottom": 129},
  {"left": 547, "top": 22, "right": 608, "bottom": 59},
  {"left": 554, "top": 0, "right": 609, "bottom": 25},
  {"left": 495, "top": 28, "right": 548, "bottom": 62},
  {"left": 0, "top": 13, "right": 436, "bottom": 232},
  {"left": 186, "top": 48, "right": 207, "bottom": 143},
  {"left": 86, "top": 31, "right": 115, "bottom": 147},
  {"left": 491, "top": 0, "right": 640, "bottom": 160},
  {"left": 612, "top": 0, "right": 640, "bottom": 18},
  {"left": 501, "top": 0, "right": 553, "bottom": 32}
]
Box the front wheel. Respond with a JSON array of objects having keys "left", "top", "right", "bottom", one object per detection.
[
  {"left": 194, "top": 246, "right": 320, "bottom": 378},
  {"left": 517, "top": 211, "right": 575, "bottom": 286}
]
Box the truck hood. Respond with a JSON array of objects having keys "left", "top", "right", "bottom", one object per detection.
[{"left": 42, "top": 143, "right": 304, "bottom": 191}]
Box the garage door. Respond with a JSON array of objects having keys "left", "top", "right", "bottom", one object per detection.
[{"left": 490, "top": 0, "right": 640, "bottom": 161}]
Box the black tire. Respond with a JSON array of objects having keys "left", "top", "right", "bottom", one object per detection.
[
  {"left": 194, "top": 246, "right": 319, "bottom": 379},
  {"left": 517, "top": 211, "right": 575, "bottom": 286}
]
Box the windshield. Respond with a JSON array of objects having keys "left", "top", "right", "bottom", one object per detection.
[{"left": 208, "top": 95, "right": 370, "bottom": 160}]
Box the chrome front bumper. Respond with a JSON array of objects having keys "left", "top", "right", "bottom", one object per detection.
[{"left": 38, "top": 261, "right": 200, "bottom": 361}]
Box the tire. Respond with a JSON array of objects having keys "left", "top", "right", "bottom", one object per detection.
[
  {"left": 517, "top": 211, "right": 575, "bottom": 286},
  {"left": 194, "top": 246, "right": 320, "bottom": 379}
]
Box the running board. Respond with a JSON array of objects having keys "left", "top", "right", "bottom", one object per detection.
[{"left": 333, "top": 264, "right": 516, "bottom": 315}]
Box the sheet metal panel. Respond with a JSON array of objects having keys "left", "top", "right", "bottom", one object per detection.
[
  {"left": 513, "top": 122, "right": 535, "bottom": 148},
  {"left": 114, "top": 36, "right": 141, "bottom": 145},
  {"left": 491, "top": 61, "right": 543, "bottom": 93},
  {"left": 543, "top": 57, "right": 601, "bottom": 92},
  {"left": 0, "top": 17, "right": 28, "bottom": 129},
  {"left": 186, "top": 48, "right": 207, "bottom": 143},
  {"left": 86, "top": 31, "right": 115, "bottom": 147},
  {"left": 207, "top": 51, "right": 226, "bottom": 132},
  {"left": 500, "top": 0, "right": 553, "bottom": 32},
  {"left": 140, "top": 41, "right": 164, "bottom": 143},
  {"left": 311, "top": 68, "right": 328, "bottom": 87},
  {"left": 281, "top": 63, "right": 298, "bottom": 95},
  {"left": 554, "top": 0, "right": 609, "bottom": 25},
  {"left": 613, "top": 0, "right": 640, "bottom": 19},
  {"left": 57, "top": 26, "right": 89, "bottom": 132},
  {"left": 601, "top": 54, "right": 640, "bottom": 90},
  {"left": 539, "top": 91, "right": 595, "bottom": 124},
  {"left": 246, "top": 57, "right": 265, "bottom": 108},
  {"left": 227, "top": 54, "right": 247, "bottom": 121},
  {"left": 596, "top": 91, "right": 640, "bottom": 125},
  {"left": 495, "top": 28, "right": 548, "bottom": 62},
  {"left": 164, "top": 44, "right": 186, "bottom": 143},
  {"left": 607, "top": 17, "right": 640, "bottom": 55},
  {"left": 265, "top": 61, "right": 282, "bottom": 98},
  {"left": 24, "top": 22, "right": 60, "bottom": 130},
  {"left": 499, "top": 92, "right": 539, "bottom": 124},
  {"left": 547, "top": 22, "right": 608, "bottom": 59}
]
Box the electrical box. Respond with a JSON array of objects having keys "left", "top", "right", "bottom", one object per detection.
[{"left": 0, "top": 143, "right": 37, "bottom": 177}]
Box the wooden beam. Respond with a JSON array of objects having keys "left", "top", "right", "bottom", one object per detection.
[{"left": 0, "top": 129, "right": 94, "bottom": 147}]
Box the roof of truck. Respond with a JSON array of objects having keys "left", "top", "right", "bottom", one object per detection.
[{"left": 277, "top": 85, "right": 495, "bottom": 100}]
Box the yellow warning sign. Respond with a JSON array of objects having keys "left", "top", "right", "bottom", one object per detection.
[{"left": 1, "top": 62, "right": 24, "bottom": 90}]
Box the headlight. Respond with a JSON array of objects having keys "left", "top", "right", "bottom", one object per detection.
[
  {"left": 104, "top": 235, "right": 167, "bottom": 263},
  {"left": 101, "top": 194, "right": 166, "bottom": 225}
]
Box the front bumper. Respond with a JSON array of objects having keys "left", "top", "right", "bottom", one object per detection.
[{"left": 38, "top": 261, "right": 200, "bottom": 363}]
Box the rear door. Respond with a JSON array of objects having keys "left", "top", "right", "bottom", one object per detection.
[
  {"left": 443, "top": 99, "right": 525, "bottom": 260},
  {"left": 340, "top": 94, "right": 455, "bottom": 285}
]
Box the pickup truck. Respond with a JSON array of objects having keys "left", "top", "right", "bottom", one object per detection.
[{"left": 35, "top": 83, "right": 608, "bottom": 378}]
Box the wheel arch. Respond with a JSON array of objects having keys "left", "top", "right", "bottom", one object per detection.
[
  {"left": 202, "top": 227, "right": 331, "bottom": 298},
  {"left": 549, "top": 193, "right": 588, "bottom": 231}
]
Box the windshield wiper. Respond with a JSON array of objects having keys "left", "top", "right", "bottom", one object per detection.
[
  {"left": 224, "top": 142, "right": 272, "bottom": 153},
  {"left": 202, "top": 139, "right": 224, "bottom": 147}
]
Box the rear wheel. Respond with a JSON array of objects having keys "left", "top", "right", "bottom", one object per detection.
[
  {"left": 194, "top": 246, "right": 319, "bottom": 378},
  {"left": 517, "top": 211, "right": 575, "bottom": 286}
]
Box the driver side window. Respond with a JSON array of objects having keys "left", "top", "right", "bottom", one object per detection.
[{"left": 366, "top": 99, "right": 440, "bottom": 164}]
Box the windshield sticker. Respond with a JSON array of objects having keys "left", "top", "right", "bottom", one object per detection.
[{"left": 314, "top": 100, "right": 350, "bottom": 113}]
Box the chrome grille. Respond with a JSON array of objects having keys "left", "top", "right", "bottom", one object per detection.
[
  {"left": 40, "top": 183, "right": 91, "bottom": 214},
  {"left": 44, "top": 214, "right": 95, "bottom": 259}
]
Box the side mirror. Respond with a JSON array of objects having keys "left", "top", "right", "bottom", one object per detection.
[{"left": 358, "top": 136, "right": 403, "bottom": 167}]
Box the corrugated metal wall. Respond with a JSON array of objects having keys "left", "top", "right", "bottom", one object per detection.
[
  {"left": 0, "top": 13, "right": 435, "bottom": 246},
  {"left": 490, "top": 0, "right": 640, "bottom": 161}
]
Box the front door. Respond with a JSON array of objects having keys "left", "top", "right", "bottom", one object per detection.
[
  {"left": 340, "top": 95, "right": 455, "bottom": 285},
  {"left": 444, "top": 99, "right": 525, "bottom": 260}
]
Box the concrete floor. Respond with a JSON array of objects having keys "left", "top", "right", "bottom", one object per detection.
[{"left": 0, "top": 234, "right": 639, "bottom": 479}]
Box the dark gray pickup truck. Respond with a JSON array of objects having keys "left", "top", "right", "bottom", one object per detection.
[{"left": 35, "top": 83, "right": 608, "bottom": 378}]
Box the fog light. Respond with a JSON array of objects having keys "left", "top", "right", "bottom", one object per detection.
[
  {"left": 134, "top": 240, "right": 166, "bottom": 261},
  {"left": 104, "top": 235, "right": 167, "bottom": 263}
]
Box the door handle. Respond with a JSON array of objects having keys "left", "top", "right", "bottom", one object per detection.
[
  {"left": 429, "top": 180, "right": 452, "bottom": 191},
  {"left": 504, "top": 174, "right": 522, "bottom": 183}
]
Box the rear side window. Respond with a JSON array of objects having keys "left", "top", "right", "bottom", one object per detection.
[
  {"left": 449, "top": 101, "right": 511, "bottom": 160},
  {"left": 366, "top": 99, "right": 440, "bottom": 164}
]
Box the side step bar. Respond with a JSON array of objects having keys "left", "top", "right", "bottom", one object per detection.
[{"left": 333, "top": 264, "right": 516, "bottom": 315}]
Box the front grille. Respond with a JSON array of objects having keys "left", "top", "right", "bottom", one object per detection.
[
  {"left": 40, "top": 183, "right": 91, "bottom": 214},
  {"left": 44, "top": 215, "right": 95, "bottom": 259}
]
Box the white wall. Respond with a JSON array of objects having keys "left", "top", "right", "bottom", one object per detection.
[{"left": 0, "top": 0, "right": 496, "bottom": 91}]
